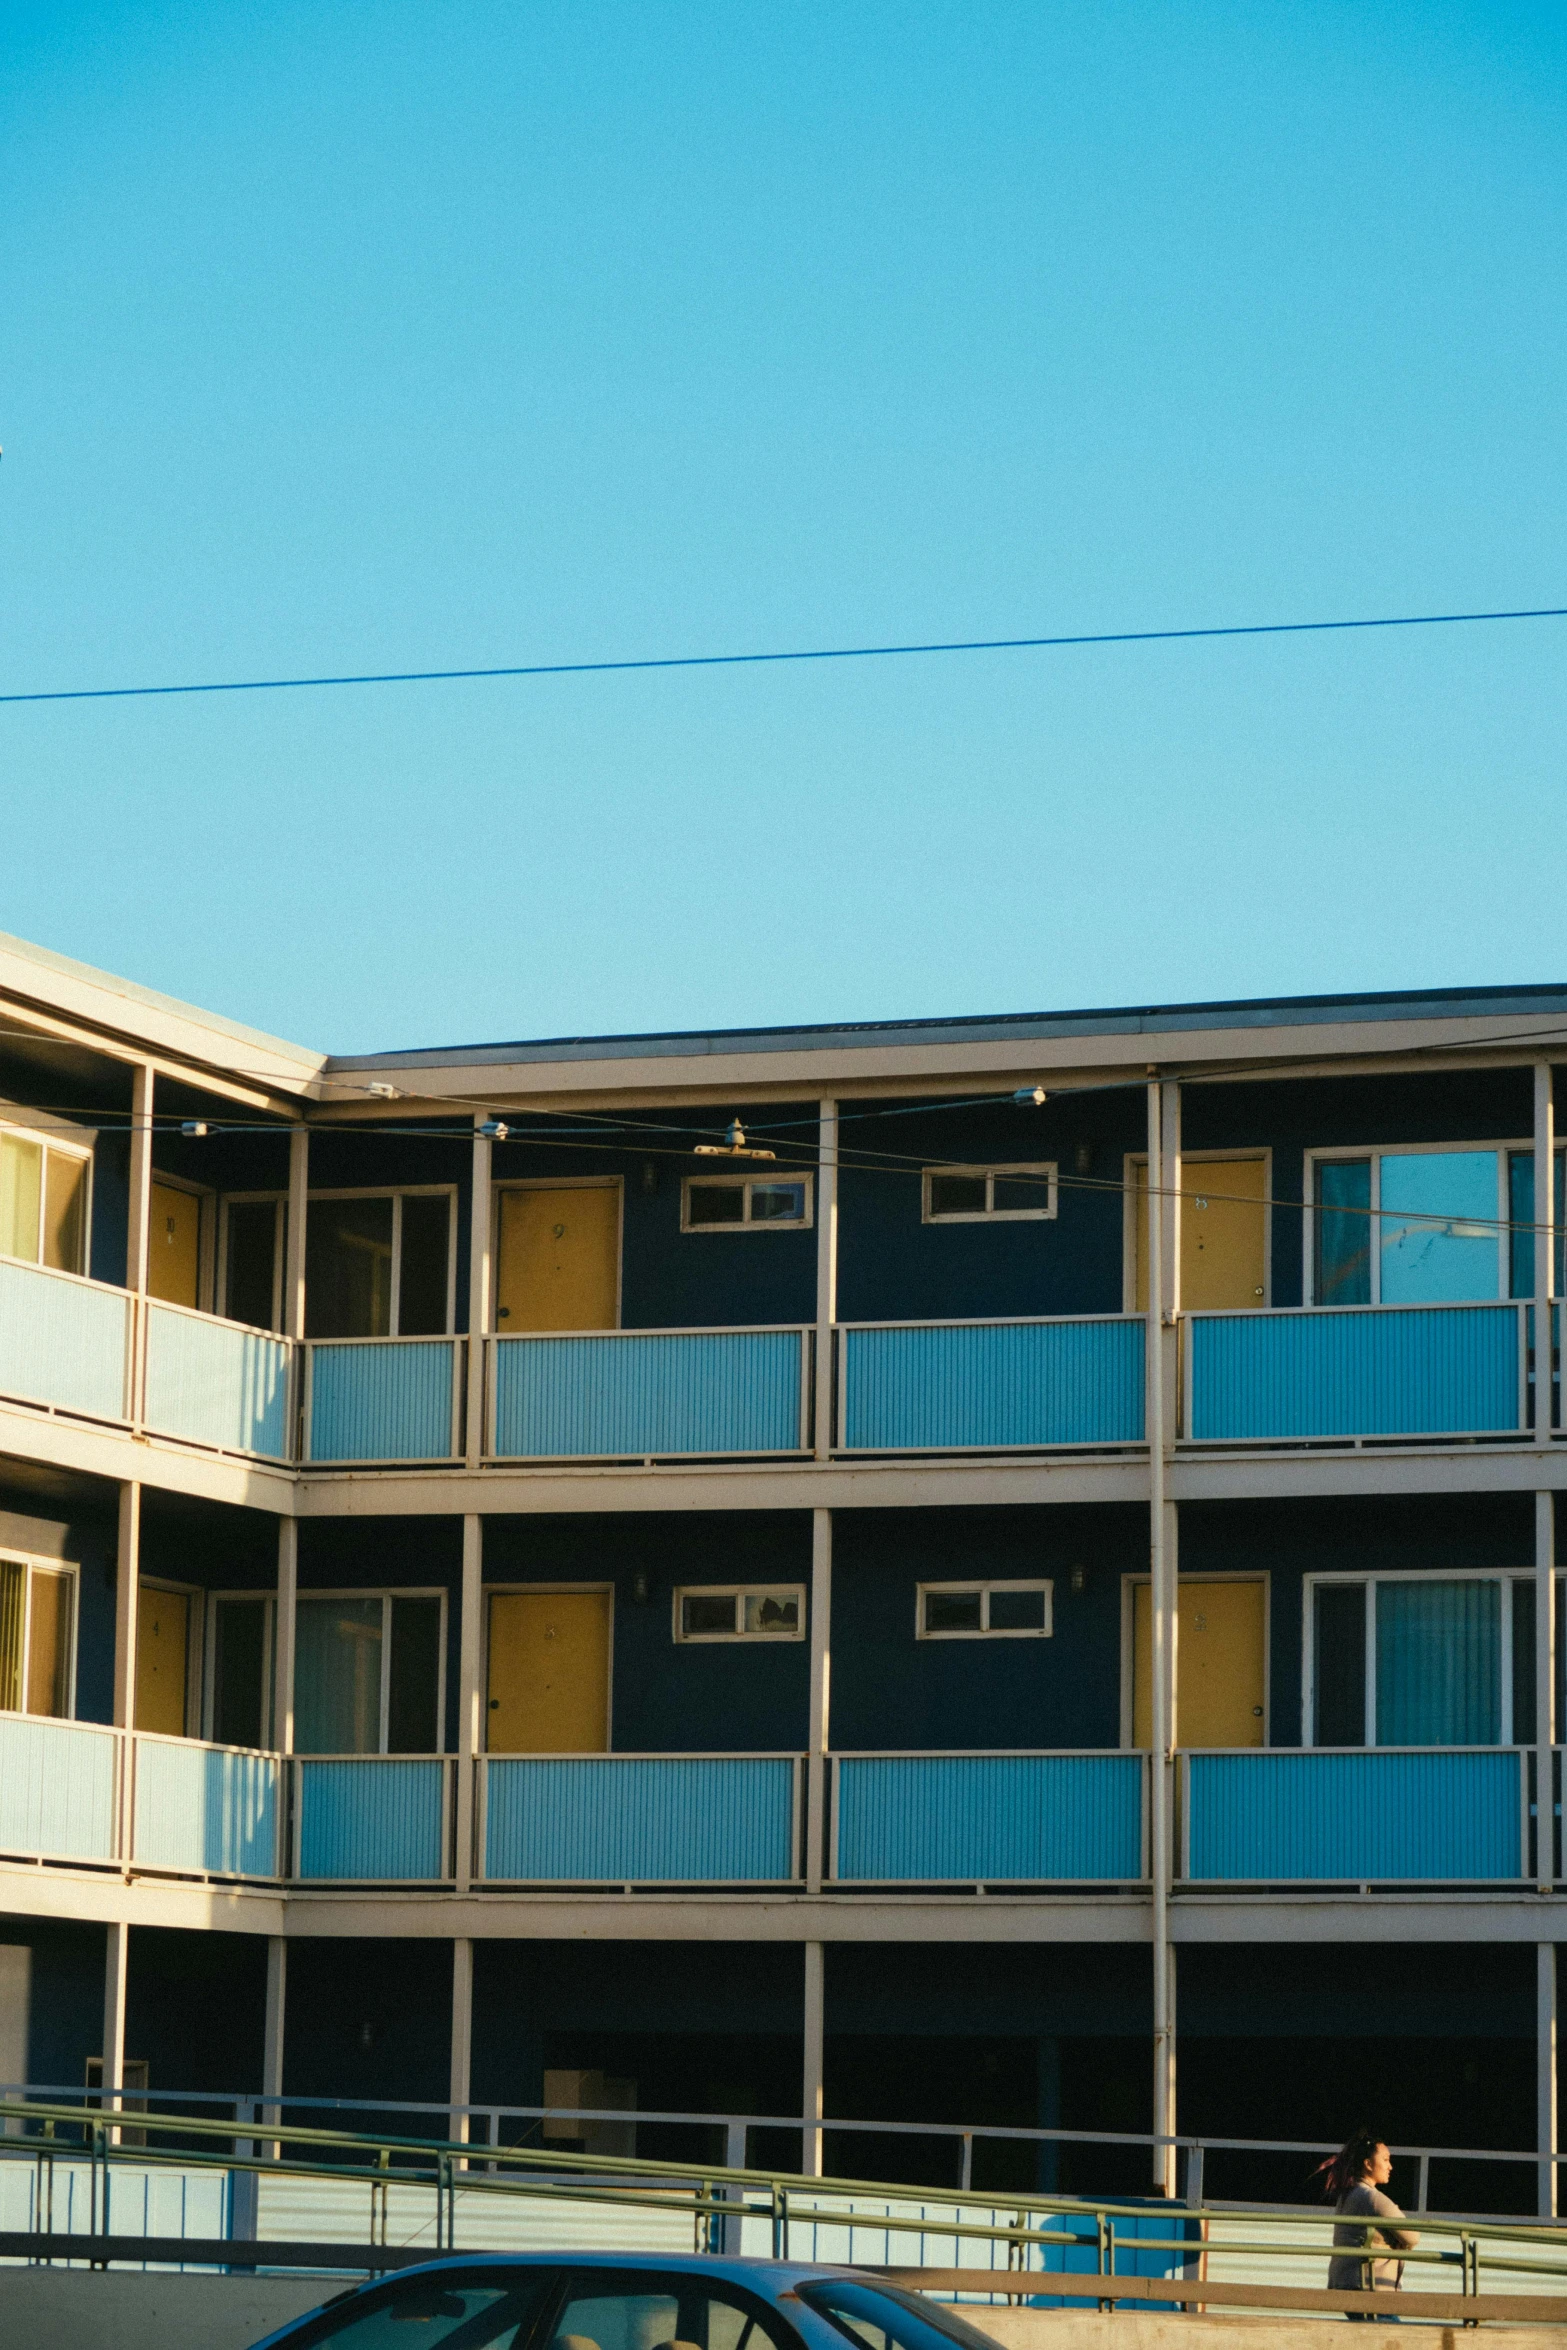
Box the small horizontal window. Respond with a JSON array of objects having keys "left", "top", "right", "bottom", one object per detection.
[
  {"left": 922, "top": 1165, "right": 1056, "bottom": 1223},
  {"left": 682, "top": 1175, "right": 813, "bottom": 1232},
  {"left": 674, "top": 1584, "right": 805, "bottom": 1641},
  {"left": 917, "top": 1581, "right": 1052, "bottom": 1639}
]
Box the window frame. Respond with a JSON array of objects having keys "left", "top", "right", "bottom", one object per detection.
[
  {"left": 921, "top": 1162, "right": 1058, "bottom": 1225},
  {"left": 291, "top": 1585, "right": 449, "bottom": 1755},
  {"left": 0, "top": 1550, "right": 79, "bottom": 1719},
  {"left": 672, "top": 1582, "right": 807, "bottom": 1643},
  {"left": 202, "top": 1588, "right": 277, "bottom": 1749},
  {"left": 680, "top": 1172, "right": 814, "bottom": 1234},
  {"left": 304, "top": 1185, "right": 460, "bottom": 1336},
  {"left": 0, "top": 1110, "right": 95, "bottom": 1279},
  {"left": 218, "top": 1191, "right": 287, "bottom": 1331},
  {"left": 1302, "top": 1567, "right": 1534, "bottom": 1747},
  {"left": 916, "top": 1579, "right": 1054, "bottom": 1640},
  {"left": 1303, "top": 1138, "right": 1551, "bottom": 1308}
]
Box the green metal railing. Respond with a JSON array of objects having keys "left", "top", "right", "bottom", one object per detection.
[{"left": 5, "top": 2096, "right": 1567, "bottom": 2320}]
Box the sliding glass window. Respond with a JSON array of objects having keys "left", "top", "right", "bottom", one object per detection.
[
  {"left": 1308, "top": 1572, "right": 1532, "bottom": 1746},
  {"left": 0, "top": 1556, "right": 76, "bottom": 1717},
  {"left": 304, "top": 1192, "right": 454, "bottom": 1339},
  {"left": 1309, "top": 1144, "right": 1563, "bottom": 1306},
  {"left": 293, "top": 1592, "right": 444, "bottom": 1754},
  {"left": 0, "top": 1127, "right": 90, "bottom": 1275}
]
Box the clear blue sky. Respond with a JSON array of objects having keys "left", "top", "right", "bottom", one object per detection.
[{"left": 3, "top": 3, "right": 1564, "bottom": 1052}]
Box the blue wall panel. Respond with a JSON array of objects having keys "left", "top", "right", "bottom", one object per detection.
[
  {"left": 0, "top": 1260, "right": 129, "bottom": 1424},
  {"left": 143, "top": 1306, "right": 291, "bottom": 1458},
  {"left": 132, "top": 1739, "right": 280, "bottom": 1877},
  {"left": 1188, "top": 1306, "right": 1520, "bottom": 1440},
  {"left": 295, "top": 1758, "right": 447, "bottom": 1880},
  {"left": 484, "top": 1756, "right": 797, "bottom": 1881},
  {"left": 0, "top": 1715, "right": 119, "bottom": 1860},
  {"left": 842, "top": 1319, "right": 1144, "bottom": 1450},
  {"left": 308, "top": 1340, "right": 456, "bottom": 1461},
  {"left": 492, "top": 1330, "right": 805, "bottom": 1458},
  {"left": 1186, "top": 1749, "right": 1523, "bottom": 1881},
  {"left": 835, "top": 1754, "right": 1144, "bottom": 1881}
]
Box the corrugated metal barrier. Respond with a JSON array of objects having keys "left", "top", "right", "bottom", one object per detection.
[
  {"left": 1186, "top": 1302, "right": 1523, "bottom": 1441},
  {"left": 489, "top": 1329, "right": 809, "bottom": 1459},
  {"left": 0, "top": 1257, "right": 130, "bottom": 1426},
  {"left": 131, "top": 1735, "right": 281, "bottom": 1878},
  {"left": 1184, "top": 1747, "right": 1526, "bottom": 1881},
  {"left": 143, "top": 1303, "right": 292, "bottom": 1459},
  {"left": 839, "top": 1317, "right": 1145, "bottom": 1451},
  {"left": 0, "top": 1712, "right": 120, "bottom": 1863},
  {"left": 293, "top": 1757, "right": 450, "bottom": 1881},
  {"left": 306, "top": 1340, "right": 459, "bottom": 1463},
  {"left": 481, "top": 1755, "right": 799, "bottom": 1881},
  {"left": 833, "top": 1752, "right": 1146, "bottom": 1881}
]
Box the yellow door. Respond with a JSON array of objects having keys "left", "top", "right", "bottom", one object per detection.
[
  {"left": 1132, "top": 1158, "right": 1267, "bottom": 1310},
  {"left": 1132, "top": 1578, "right": 1266, "bottom": 1748},
  {"left": 135, "top": 1586, "right": 190, "bottom": 1736},
  {"left": 495, "top": 1187, "right": 619, "bottom": 1332},
  {"left": 148, "top": 1182, "right": 202, "bottom": 1307},
  {"left": 487, "top": 1591, "right": 610, "bottom": 1752}
]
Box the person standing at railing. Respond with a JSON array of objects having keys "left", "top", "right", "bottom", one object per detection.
[{"left": 1320, "top": 2129, "right": 1419, "bottom": 2318}]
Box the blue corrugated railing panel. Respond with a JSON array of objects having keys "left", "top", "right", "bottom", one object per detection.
[
  {"left": 295, "top": 1758, "right": 447, "bottom": 1880},
  {"left": 1186, "top": 1749, "right": 1523, "bottom": 1881},
  {"left": 144, "top": 1306, "right": 292, "bottom": 1459},
  {"left": 1188, "top": 1306, "right": 1521, "bottom": 1440},
  {"left": 492, "top": 1331, "right": 805, "bottom": 1458},
  {"left": 0, "top": 1259, "right": 129, "bottom": 1424},
  {"left": 0, "top": 1713, "right": 118, "bottom": 1861},
  {"left": 841, "top": 1320, "right": 1144, "bottom": 1451},
  {"left": 835, "top": 1754, "right": 1144, "bottom": 1881},
  {"left": 483, "top": 1756, "right": 796, "bottom": 1881},
  {"left": 132, "top": 1738, "right": 280, "bottom": 1877},
  {"left": 308, "top": 1341, "right": 456, "bottom": 1462}
]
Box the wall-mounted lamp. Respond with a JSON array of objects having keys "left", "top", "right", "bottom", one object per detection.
[
  {"left": 641, "top": 1161, "right": 659, "bottom": 1194},
  {"left": 1013, "top": 1085, "right": 1047, "bottom": 1108},
  {"left": 479, "top": 1119, "right": 510, "bottom": 1141},
  {"left": 632, "top": 1572, "right": 650, "bottom": 1604},
  {"left": 1073, "top": 1143, "right": 1093, "bottom": 1176},
  {"left": 180, "top": 1121, "right": 208, "bottom": 1138},
  {"left": 1069, "top": 1565, "right": 1086, "bottom": 1594}
]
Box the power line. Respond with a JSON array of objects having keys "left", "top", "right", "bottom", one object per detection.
[{"left": 3, "top": 602, "right": 1565, "bottom": 708}]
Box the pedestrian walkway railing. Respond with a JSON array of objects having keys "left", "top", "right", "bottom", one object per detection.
[{"left": 4, "top": 2093, "right": 1567, "bottom": 2322}]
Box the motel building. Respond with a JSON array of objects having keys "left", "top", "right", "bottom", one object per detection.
[{"left": 2, "top": 925, "right": 1567, "bottom": 2210}]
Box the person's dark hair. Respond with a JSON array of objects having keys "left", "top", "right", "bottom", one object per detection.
[{"left": 1314, "top": 2128, "right": 1385, "bottom": 2203}]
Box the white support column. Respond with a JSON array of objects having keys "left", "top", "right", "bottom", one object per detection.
[
  {"left": 127, "top": 1065, "right": 154, "bottom": 1426},
  {"left": 466, "top": 1125, "right": 493, "bottom": 1468},
  {"left": 101, "top": 1921, "right": 129, "bottom": 2131},
  {"left": 112, "top": 1483, "right": 141, "bottom": 1871},
  {"left": 1535, "top": 1063, "right": 1555, "bottom": 1448},
  {"left": 1539, "top": 1492, "right": 1557, "bottom": 1894},
  {"left": 1145, "top": 1078, "right": 1178, "bottom": 2195},
  {"left": 284, "top": 1127, "right": 309, "bottom": 1339},
  {"left": 1541, "top": 1943, "right": 1559, "bottom": 2218},
  {"left": 275, "top": 1520, "right": 298, "bottom": 1762},
  {"left": 814, "top": 1099, "right": 838, "bottom": 1459},
  {"left": 450, "top": 1938, "right": 474, "bottom": 2151},
  {"left": 806, "top": 1509, "right": 832, "bottom": 1895},
  {"left": 262, "top": 1936, "right": 286, "bottom": 2159},
  {"left": 454, "top": 1517, "right": 484, "bottom": 1894},
  {"left": 802, "top": 1940, "right": 825, "bottom": 2179}
]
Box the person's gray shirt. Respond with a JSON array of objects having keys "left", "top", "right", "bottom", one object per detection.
[{"left": 1330, "top": 2183, "right": 1419, "bottom": 2292}]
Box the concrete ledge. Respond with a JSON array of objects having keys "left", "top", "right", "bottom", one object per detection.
[
  {"left": 0, "top": 2265, "right": 331, "bottom": 2350},
  {"left": 972, "top": 2320, "right": 1567, "bottom": 2350}
]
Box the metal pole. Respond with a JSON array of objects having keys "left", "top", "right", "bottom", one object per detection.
[
  {"left": 126, "top": 1064, "right": 154, "bottom": 1429},
  {"left": 261, "top": 1937, "right": 286, "bottom": 2164},
  {"left": 450, "top": 1937, "right": 474, "bottom": 2157},
  {"left": 1539, "top": 1492, "right": 1556, "bottom": 1894},
  {"left": 1535, "top": 1063, "right": 1555, "bottom": 1445},
  {"left": 275, "top": 1520, "right": 298, "bottom": 1766},
  {"left": 112, "top": 1485, "right": 141, "bottom": 1869},
  {"left": 1146, "top": 1078, "right": 1177, "bottom": 2195},
  {"left": 101, "top": 1923, "right": 128, "bottom": 2147},
  {"left": 814, "top": 1100, "right": 838, "bottom": 1458}
]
